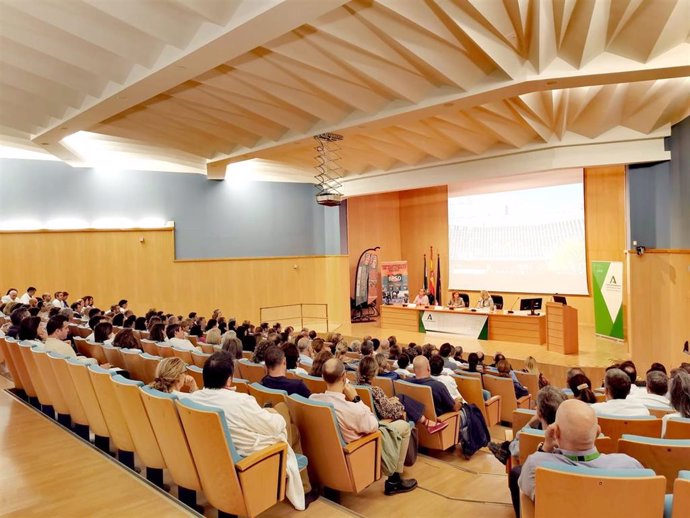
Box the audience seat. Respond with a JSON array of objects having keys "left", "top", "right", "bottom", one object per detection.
[
  {"left": 139, "top": 352, "right": 162, "bottom": 384},
  {"left": 242, "top": 351, "right": 253, "bottom": 360},
  {"left": 520, "top": 464, "right": 665, "bottom": 518},
  {"left": 176, "top": 398, "right": 288, "bottom": 518},
  {"left": 597, "top": 415, "right": 662, "bottom": 442},
  {"left": 514, "top": 371, "right": 538, "bottom": 408},
  {"left": 101, "top": 345, "right": 126, "bottom": 369},
  {"left": 200, "top": 343, "right": 215, "bottom": 354},
  {"left": 649, "top": 406, "right": 676, "bottom": 418},
  {"left": 287, "top": 394, "right": 381, "bottom": 493},
  {"left": 2, "top": 338, "right": 33, "bottom": 399},
  {"left": 186, "top": 365, "right": 204, "bottom": 388},
  {"left": 65, "top": 357, "right": 111, "bottom": 452},
  {"left": 111, "top": 375, "right": 167, "bottom": 487},
  {"left": 372, "top": 376, "right": 394, "bottom": 397},
  {"left": 191, "top": 350, "right": 211, "bottom": 368},
  {"left": 519, "top": 429, "right": 615, "bottom": 464},
  {"left": 665, "top": 417, "right": 690, "bottom": 439},
  {"left": 32, "top": 347, "right": 71, "bottom": 426},
  {"left": 70, "top": 326, "right": 92, "bottom": 339},
  {"left": 139, "top": 387, "right": 203, "bottom": 509},
  {"left": 156, "top": 343, "right": 174, "bottom": 358},
  {"left": 345, "top": 371, "right": 357, "bottom": 383},
  {"left": 171, "top": 347, "right": 193, "bottom": 364},
  {"left": 670, "top": 471, "right": 690, "bottom": 518},
  {"left": 76, "top": 340, "right": 108, "bottom": 364},
  {"left": 394, "top": 380, "right": 460, "bottom": 451},
  {"left": 248, "top": 383, "right": 289, "bottom": 408},
  {"left": 0, "top": 337, "right": 23, "bottom": 393},
  {"left": 511, "top": 408, "right": 536, "bottom": 436},
  {"left": 453, "top": 374, "right": 501, "bottom": 427},
  {"left": 233, "top": 377, "right": 250, "bottom": 394},
  {"left": 18, "top": 342, "right": 53, "bottom": 415},
  {"left": 296, "top": 373, "right": 327, "bottom": 394},
  {"left": 140, "top": 339, "right": 159, "bottom": 356},
  {"left": 352, "top": 385, "right": 376, "bottom": 415},
  {"left": 238, "top": 359, "right": 267, "bottom": 384},
  {"left": 120, "top": 349, "right": 148, "bottom": 382},
  {"left": 482, "top": 374, "right": 531, "bottom": 425},
  {"left": 618, "top": 435, "right": 690, "bottom": 493},
  {"left": 187, "top": 335, "right": 198, "bottom": 347},
  {"left": 47, "top": 352, "right": 90, "bottom": 439},
  {"left": 88, "top": 365, "right": 137, "bottom": 469}
]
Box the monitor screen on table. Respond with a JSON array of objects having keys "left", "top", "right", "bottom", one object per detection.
[{"left": 520, "top": 298, "right": 543, "bottom": 311}]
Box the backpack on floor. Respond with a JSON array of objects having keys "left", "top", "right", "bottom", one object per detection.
[{"left": 459, "top": 402, "right": 490, "bottom": 458}]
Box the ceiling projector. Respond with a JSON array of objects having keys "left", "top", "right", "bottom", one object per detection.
[{"left": 316, "top": 192, "right": 342, "bottom": 206}]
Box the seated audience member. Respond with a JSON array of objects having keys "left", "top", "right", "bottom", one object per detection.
[
  {"left": 491, "top": 353, "right": 505, "bottom": 368},
  {"left": 112, "top": 328, "right": 142, "bottom": 350},
  {"left": 6, "top": 307, "right": 29, "bottom": 339},
  {"left": 309, "top": 349, "right": 333, "bottom": 378},
  {"left": 149, "top": 357, "right": 198, "bottom": 396},
  {"left": 496, "top": 360, "right": 530, "bottom": 399},
  {"left": 186, "top": 352, "right": 307, "bottom": 509},
  {"left": 334, "top": 341, "right": 350, "bottom": 363},
  {"left": 662, "top": 370, "right": 690, "bottom": 436},
  {"left": 19, "top": 287, "right": 36, "bottom": 305},
  {"left": 311, "top": 358, "right": 417, "bottom": 495},
  {"left": 619, "top": 360, "right": 642, "bottom": 395},
  {"left": 518, "top": 400, "right": 643, "bottom": 503},
  {"left": 429, "top": 355, "right": 463, "bottom": 402},
  {"left": 358, "top": 356, "right": 447, "bottom": 434},
  {"left": 453, "top": 345, "right": 466, "bottom": 364},
  {"left": 43, "top": 315, "right": 77, "bottom": 357},
  {"left": 19, "top": 316, "right": 45, "bottom": 345},
  {"left": 112, "top": 313, "right": 125, "bottom": 327},
  {"left": 261, "top": 346, "right": 311, "bottom": 398},
  {"left": 94, "top": 321, "right": 114, "bottom": 345},
  {"left": 2, "top": 288, "right": 18, "bottom": 304},
  {"left": 205, "top": 327, "right": 222, "bottom": 347},
  {"left": 412, "top": 288, "right": 429, "bottom": 306},
  {"left": 591, "top": 368, "right": 650, "bottom": 416},
  {"left": 252, "top": 339, "right": 271, "bottom": 364},
  {"left": 394, "top": 353, "right": 413, "bottom": 378},
  {"left": 448, "top": 291, "right": 465, "bottom": 308},
  {"left": 568, "top": 373, "right": 597, "bottom": 404},
  {"left": 282, "top": 342, "right": 308, "bottom": 375},
  {"left": 148, "top": 322, "right": 166, "bottom": 343},
  {"left": 422, "top": 343, "right": 436, "bottom": 359},
  {"left": 439, "top": 343, "right": 459, "bottom": 370},
  {"left": 123, "top": 315, "right": 136, "bottom": 329},
  {"left": 375, "top": 353, "right": 399, "bottom": 380},
  {"left": 134, "top": 316, "right": 147, "bottom": 331},
  {"left": 221, "top": 334, "right": 243, "bottom": 360},
  {"left": 631, "top": 370, "right": 672, "bottom": 409},
  {"left": 523, "top": 356, "right": 550, "bottom": 388},
  {"left": 467, "top": 352, "right": 484, "bottom": 373},
  {"left": 85, "top": 315, "right": 104, "bottom": 341},
  {"left": 410, "top": 356, "right": 461, "bottom": 416},
  {"left": 297, "top": 337, "right": 313, "bottom": 366},
  {"left": 647, "top": 362, "right": 667, "bottom": 375},
  {"left": 476, "top": 290, "right": 493, "bottom": 308}
]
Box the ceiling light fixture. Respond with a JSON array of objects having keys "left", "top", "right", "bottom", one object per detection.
[{"left": 313, "top": 132, "right": 344, "bottom": 206}]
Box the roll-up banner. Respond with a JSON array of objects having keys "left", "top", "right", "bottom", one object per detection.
[
  {"left": 382, "top": 261, "right": 409, "bottom": 305},
  {"left": 592, "top": 261, "right": 624, "bottom": 340}
]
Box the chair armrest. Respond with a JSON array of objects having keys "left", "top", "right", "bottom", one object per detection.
[
  {"left": 437, "top": 411, "right": 460, "bottom": 422},
  {"left": 343, "top": 431, "right": 381, "bottom": 454},
  {"left": 505, "top": 430, "right": 514, "bottom": 441},
  {"left": 520, "top": 491, "right": 535, "bottom": 518},
  {"left": 235, "top": 442, "right": 287, "bottom": 472},
  {"left": 485, "top": 395, "right": 501, "bottom": 405},
  {"left": 517, "top": 395, "right": 532, "bottom": 408}
]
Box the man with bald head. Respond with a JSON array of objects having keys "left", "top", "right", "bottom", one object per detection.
[
  {"left": 410, "top": 355, "right": 462, "bottom": 416},
  {"left": 310, "top": 358, "right": 418, "bottom": 496},
  {"left": 518, "top": 399, "right": 643, "bottom": 502}
]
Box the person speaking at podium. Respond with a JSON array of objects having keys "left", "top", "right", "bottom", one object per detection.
[
  {"left": 476, "top": 290, "right": 494, "bottom": 308},
  {"left": 448, "top": 292, "right": 465, "bottom": 308},
  {"left": 412, "top": 289, "right": 429, "bottom": 305}
]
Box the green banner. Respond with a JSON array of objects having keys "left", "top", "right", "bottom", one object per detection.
[{"left": 592, "top": 261, "right": 624, "bottom": 340}]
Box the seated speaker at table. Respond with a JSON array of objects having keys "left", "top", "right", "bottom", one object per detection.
[
  {"left": 412, "top": 289, "right": 429, "bottom": 305},
  {"left": 476, "top": 290, "right": 494, "bottom": 308},
  {"left": 448, "top": 292, "right": 466, "bottom": 308}
]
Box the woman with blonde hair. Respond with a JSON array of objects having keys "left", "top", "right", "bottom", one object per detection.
[
  {"left": 149, "top": 357, "right": 197, "bottom": 395},
  {"left": 206, "top": 327, "right": 222, "bottom": 346},
  {"left": 523, "top": 355, "right": 550, "bottom": 388}
]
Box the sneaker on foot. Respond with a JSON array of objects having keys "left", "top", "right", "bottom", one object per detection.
[
  {"left": 488, "top": 441, "right": 510, "bottom": 465},
  {"left": 384, "top": 477, "right": 418, "bottom": 495}
]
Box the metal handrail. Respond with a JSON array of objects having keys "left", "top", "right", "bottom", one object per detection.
[{"left": 259, "top": 303, "right": 329, "bottom": 332}]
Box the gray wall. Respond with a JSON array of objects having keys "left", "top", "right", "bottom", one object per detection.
[
  {"left": 0, "top": 158, "right": 345, "bottom": 259},
  {"left": 628, "top": 116, "right": 690, "bottom": 249}
]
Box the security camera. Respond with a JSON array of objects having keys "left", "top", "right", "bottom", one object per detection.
[{"left": 635, "top": 245, "right": 646, "bottom": 256}]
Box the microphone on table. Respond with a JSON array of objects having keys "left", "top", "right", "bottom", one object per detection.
[{"left": 507, "top": 297, "right": 521, "bottom": 314}]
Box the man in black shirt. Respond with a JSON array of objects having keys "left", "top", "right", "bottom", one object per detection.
[
  {"left": 261, "top": 345, "right": 311, "bottom": 398},
  {"left": 410, "top": 355, "right": 461, "bottom": 415}
]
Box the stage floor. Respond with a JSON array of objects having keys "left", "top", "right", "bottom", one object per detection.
[{"left": 332, "top": 321, "right": 630, "bottom": 387}]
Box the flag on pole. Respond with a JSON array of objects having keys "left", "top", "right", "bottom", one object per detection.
[
  {"left": 428, "top": 246, "right": 436, "bottom": 301},
  {"left": 436, "top": 252, "right": 442, "bottom": 306},
  {"left": 423, "top": 254, "right": 428, "bottom": 290}
]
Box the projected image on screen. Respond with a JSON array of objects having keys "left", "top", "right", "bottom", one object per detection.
[{"left": 448, "top": 170, "right": 588, "bottom": 295}]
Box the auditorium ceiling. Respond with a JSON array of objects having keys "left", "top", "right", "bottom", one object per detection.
[{"left": 0, "top": 0, "right": 689, "bottom": 190}]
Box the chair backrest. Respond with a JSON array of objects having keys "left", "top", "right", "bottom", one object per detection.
[
  {"left": 31, "top": 348, "right": 69, "bottom": 415},
  {"left": 200, "top": 343, "right": 215, "bottom": 354},
  {"left": 673, "top": 471, "right": 690, "bottom": 518},
  {"left": 233, "top": 378, "right": 250, "bottom": 394},
  {"left": 511, "top": 408, "right": 537, "bottom": 436},
  {"left": 140, "top": 339, "right": 159, "bottom": 356},
  {"left": 483, "top": 374, "right": 521, "bottom": 423},
  {"left": 345, "top": 371, "right": 357, "bottom": 383},
  {"left": 0, "top": 337, "right": 23, "bottom": 391},
  {"left": 88, "top": 365, "right": 135, "bottom": 452},
  {"left": 191, "top": 350, "right": 211, "bottom": 368},
  {"left": 47, "top": 352, "right": 89, "bottom": 426},
  {"left": 111, "top": 375, "right": 165, "bottom": 470},
  {"left": 296, "top": 372, "right": 327, "bottom": 393},
  {"left": 648, "top": 406, "right": 675, "bottom": 418},
  {"left": 120, "top": 349, "right": 147, "bottom": 382},
  {"left": 247, "top": 383, "right": 289, "bottom": 408},
  {"left": 665, "top": 417, "right": 690, "bottom": 439},
  {"left": 237, "top": 359, "right": 267, "bottom": 384},
  {"left": 459, "top": 293, "right": 470, "bottom": 307},
  {"left": 514, "top": 371, "right": 539, "bottom": 402},
  {"left": 352, "top": 384, "right": 376, "bottom": 414},
  {"left": 454, "top": 374, "right": 493, "bottom": 423},
  {"left": 492, "top": 294, "right": 504, "bottom": 309},
  {"left": 18, "top": 342, "right": 51, "bottom": 406},
  {"left": 156, "top": 343, "right": 174, "bottom": 358},
  {"left": 139, "top": 386, "right": 202, "bottom": 491},
  {"left": 65, "top": 357, "right": 110, "bottom": 437},
  {"left": 531, "top": 464, "right": 665, "bottom": 518},
  {"left": 139, "top": 352, "right": 162, "bottom": 384},
  {"left": 372, "top": 376, "right": 394, "bottom": 397},
  {"left": 171, "top": 347, "right": 193, "bottom": 364},
  {"left": 72, "top": 326, "right": 92, "bottom": 339},
  {"left": 618, "top": 435, "right": 690, "bottom": 493},
  {"left": 101, "top": 345, "right": 126, "bottom": 369},
  {"left": 597, "top": 415, "right": 662, "bottom": 442},
  {"left": 186, "top": 365, "right": 204, "bottom": 388},
  {"left": 2, "top": 338, "right": 33, "bottom": 395},
  {"left": 286, "top": 394, "right": 355, "bottom": 491},
  {"left": 187, "top": 335, "right": 198, "bottom": 346},
  {"left": 519, "top": 429, "right": 615, "bottom": 464},
  {"left": 393, "top": 380, "right": 438, "bottom": 420},
  {"left": 77, "top": 341, "right": 108, "bottom": 364}
]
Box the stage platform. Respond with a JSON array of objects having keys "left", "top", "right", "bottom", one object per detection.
[{"left": 331, "top": 321, "right": 630, "bottom": 388}]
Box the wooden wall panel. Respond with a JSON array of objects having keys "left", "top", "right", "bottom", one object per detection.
[{"left": 0, "top": 229, "right": 350, "bottom": 327}]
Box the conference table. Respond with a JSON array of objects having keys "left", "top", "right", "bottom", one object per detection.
[{"left": 380, "top": 304, "right": 547, "bottom": 345}]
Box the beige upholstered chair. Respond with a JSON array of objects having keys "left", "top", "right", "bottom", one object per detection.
[
  {"left": 665, "top": 417, "right": 690, "bottom": 439},
  {"left": 32, "top": 347, "right": 71, "bottom": 425},
  {"left": 482, "top": 374, "right": 531, "bottom": 425},
  {"left": 237, "top": 359, "right": 267, "bottom": 384},
  {"left": 597, "top": 415, "right": 662, "bottom": 442},
  {"left": 75, "top": 340, "right": 108, "bottom": 364},
  {"left": 65, "top": 357, "right": 111, "bottom": 452},
  {"left": 171, "top": 346, "right": 193, "bottom": 364},
  {"left": 453, "top": 374, "right": 501, "bottom": 427},
  {"left": 296, "top": 372, "right": 327, "bottom": 393},
  {"left": 47, "top": 352, "right": 90, "bottom": 439},
  {"left": 618, "top": 435, "right": 690, "bottom": 493},
  {"left": 514, "top": 371, "right": 538, "bottom": 408},
  {"left": 18, "top": 342, "right": 53, "bottom": 413}
]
